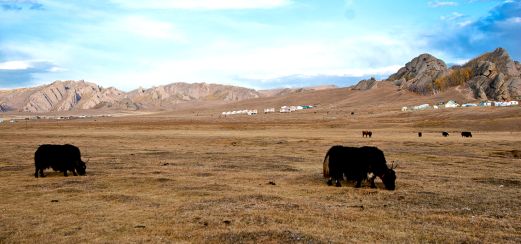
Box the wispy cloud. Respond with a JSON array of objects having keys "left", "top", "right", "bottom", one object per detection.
[
  {"left": 429, "top": 1, "right": 458, "bottom": 7},
  {"left": 0, "top": 0, "right": 43, "bottom": 11},
  {"left": 441, "top": 11, "right": 465, "bottom": 20},
  {"left": 109, "top": 0, "right": 292, "bottom": 10}
]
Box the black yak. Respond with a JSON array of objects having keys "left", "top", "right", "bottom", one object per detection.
[
  {"left": 323, "top": 145, "right": 396, "bottom": 190},
  {"left": 418, "top": 132, "right": 422, "bottom": 137},
  {"left": 442, "top": 131, "right": 449, "bottom": 137},
  {"left": 461, "top": 131, "right": 472, "bottom": 138},
  {"left": 34, "top": 144, "right": 87, "bottom": 178},
  {"left": 362, "top": 131, "right": 373, "bottom": 138}
]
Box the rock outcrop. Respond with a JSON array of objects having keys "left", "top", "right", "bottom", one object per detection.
[
  {"left": 356, "top": 47, "right": 521, "bottom": 100},
  {"left": 465, "top": 48, "right": 521, "bottom": 100},
  {"left": 0, "top": 102, "right": 11, "bottom": 112},
  {"left": 387, "top": 54, "right": 448, "bottom": 94},
  {"left": 352, "top": 77, "right": 379, "bottom": 90}
]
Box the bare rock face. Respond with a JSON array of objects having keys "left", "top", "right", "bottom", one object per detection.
[
  {"left": 377, "top": 47, "right": 520, "bottom": 100},
  {"left": 353, "top": 77, "right": 379, "bottom": 90},
  {"left": 466, "top": 48, "right": 521, "bottom": 100},
  {"left": 128, "top": 82, "right": 261, "bottom": 109},
  {"left": 387, "top": 54, "right": 448, "bottom": 94},
  {"left": 17, "top": 80, "right": 131, "bottom": 113},
  {"left": 0, "top": 102, "right": 11, "bottom": 112}
]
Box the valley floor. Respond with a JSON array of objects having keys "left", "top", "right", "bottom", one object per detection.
[{"left": 0, "top": 108, "right": 520, "bottom": 243}]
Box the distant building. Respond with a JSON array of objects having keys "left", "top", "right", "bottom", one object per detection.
[
  {"left": 264, "top": 108, "right": 275, "bottom": 113},
  {"left": 462, "top": 103, "right": 478, "bottom": 107},
  {"left": 444, "top": 100, "right": 459, "bottom": 108},
  {"left": 479, "top": 101, "right": 492, "bottom": 107},
  {"left": 280, "top": 106, "right": 291, "bottom": 113},
  {"left": 413, "top": 104, "right": 430, "bottom": 110}
]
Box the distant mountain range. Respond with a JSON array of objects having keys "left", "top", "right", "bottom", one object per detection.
[
  {"left": 0, "top": 80, "right": 336, "bottom": 113},
  {"left": 1, "top": 48, "right": 519, "bottom": 113}
]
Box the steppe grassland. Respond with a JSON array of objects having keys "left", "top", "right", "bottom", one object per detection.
[{"left": 0, "top": 110, "right": 520, "bottom": 243}]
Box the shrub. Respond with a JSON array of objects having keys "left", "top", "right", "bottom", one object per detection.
[{"left": 434, "top": 67, "right": 472, "bottom": 91}]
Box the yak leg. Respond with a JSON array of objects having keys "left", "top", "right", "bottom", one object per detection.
[
  {"left": 72, "top": 169, "right": 78, "bottom": 176},
  {"left": 354, "top": 174, "right": 364, "bottom": 188},
  {"left": 369, "top": 175, "right": 377, "bottom": 188},
  {"left": 326, "top": 178, "right": 333, "bottom": 186},
  {"left": 335, "top": 179, "right": 341, "bottom": 187},
  {"left": 354, "top": 180, "right": 362, "bottom": 188},
  {"left": 39, "top": 168, "right": 45, "bottom": 177},
  {"left": 63, "top": 170, "right": 68, "bottom": 177},
  {"left": 333, "top": 173, "right": 342, "bottom": 187}
]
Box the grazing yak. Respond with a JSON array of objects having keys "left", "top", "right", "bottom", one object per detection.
[
  {"left": 442, "top": 131, "right": 449, "bottom": 137},
  {"left": 34, "top": 144, "right": 87, "bottom": 178},
  {"left": 461, "top": 131, "right": 473, "bottom": 138},
  {"left": 362, "top": 131, "right": 373, "bottom": 138},
  {"left": 323, "top": 145, "right": 396, "bottom": 190}
]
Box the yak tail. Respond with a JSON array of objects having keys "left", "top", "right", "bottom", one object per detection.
[{"left": 323, "top": 153, "right": 330, "bottom": 178}]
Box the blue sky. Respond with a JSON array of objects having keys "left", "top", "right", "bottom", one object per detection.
[{"left": 0, "top": 0, "right": 520, "bottom": 91}]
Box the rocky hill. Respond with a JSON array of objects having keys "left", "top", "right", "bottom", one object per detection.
[
  {"left": 127, "top": 83, "right": 261, "bottom": 109},
  {"left": 355, "top": 48, "right": 521, "bottom": 100},
  {"left": 463, "top": 48, "right": 521, "bottom": 100},
  {"left": 0, "top": 80, "right": 136, "bottom": 113},
  {"left": 0, "top": 81, "right": 270, "bottom": 113}
]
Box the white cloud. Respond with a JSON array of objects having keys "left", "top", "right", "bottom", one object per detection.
[
  {"left": 429, "top": 1, "right": 458, "bottom": 7},
  {"left": 90, "top": 33, "right": 422, "bottom": 90},
  {"left": 441, "top": 12, "right": 465, "bottom": 21},
  {"left": 0, "top": 60, "right": 32, "bottom": 70},
  {"left": 116, "top": 16, "right": 186, "bottom": 42},
  {"left": 507, "top": 17, "right": 521, "bottom": 23},
  {"left": 110, "top": 0, "right": 292, "bottom": 10}
]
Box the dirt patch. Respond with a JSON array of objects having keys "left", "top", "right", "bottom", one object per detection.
[
  {"left": 490, "top": 150, "right": 521, "bottom": 159},
  {"left": 100, "top": 194, "right": 142, "bottom": 203},
  {"left": 473, "top": 177, "right": 521, "bottom": 187},
  {"left": 210, "top": 230, "right": 325, "bottom": 243}
]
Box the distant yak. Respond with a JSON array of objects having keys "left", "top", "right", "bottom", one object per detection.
[
  {"left": 418, "top": 132, "right": 422, "bottom": 137},
  {"left": 461, "top": 131, "right": 473, "bottom": 138},
  {"left": 34, "top": 144, "right": 87, "bottom": 178},
  {"left": 323, "top": 145, "right": 396, "bottom": 190},
  {"left": 362, "top": 131, "right": 373, "bottom": 138},
  {"left": 442, "top": 131, "right": 449, "bottom": 137}
]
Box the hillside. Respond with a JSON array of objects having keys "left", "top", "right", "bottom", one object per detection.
[
  {"left": 127, "top": 83, "right": 262, "bottom": 110},
  {"left": 356, "top": 48, "right": 521, "bottom": 101}
]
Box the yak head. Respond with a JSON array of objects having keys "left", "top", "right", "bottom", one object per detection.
[
  {"left": 75, "top": 160, "right": 87, "bottom": 176},
  {"left": 382, "top": 162, "right": 398, "bottom": 190}
]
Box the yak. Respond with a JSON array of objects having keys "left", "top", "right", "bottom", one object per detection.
[
  {"left": 461, "top": 131, "right": 472, "bottom": 138},
  {"left": 442, "top": 131, "right": 449, "bottom": 137},
  {"left": 34, "top": 144, "right": 87, "bottom": 178},
  {"left": 362, "top": 131, "right": 373, "bottom": 138},
  {"left": 323, "top": 145, "right": 396, "bottom": 190}
]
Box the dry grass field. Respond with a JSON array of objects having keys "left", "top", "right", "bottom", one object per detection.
[{"left": 1, "top": 96, "right": 521, "bottom": 243}]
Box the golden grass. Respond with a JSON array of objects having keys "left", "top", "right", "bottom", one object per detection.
[{"left": 1, "top": 109, "right": 520, "bottom": 243}]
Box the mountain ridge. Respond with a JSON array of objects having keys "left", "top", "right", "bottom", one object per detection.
[{"left": 1, "top": 48, "right": 519, "bottom": 113}]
